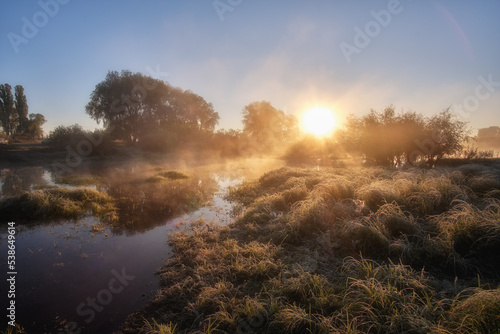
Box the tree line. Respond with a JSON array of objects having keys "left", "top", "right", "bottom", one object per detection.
[
  {"left": 285, "top": 106, "right": 470, "bottom": 168},
  {"left": 45, "top": 70, "right": 476, "bottom": 167},
  {"left": 77, "top": 70, "right": 298, "bottom": 155},
  {"left": 0, "top": 83, "right": 46, "bottom": 139}
]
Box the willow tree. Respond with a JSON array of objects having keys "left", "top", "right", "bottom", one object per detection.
[{"left": 86, "top": 70, "right": 219, "bottom": 145}]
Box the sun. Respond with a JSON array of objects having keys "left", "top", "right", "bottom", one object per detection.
[{"left": 301, "top": 107, "right": 337, "bottom": 136}]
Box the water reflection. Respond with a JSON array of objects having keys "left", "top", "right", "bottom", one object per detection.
[
  {"left": 0, "top": 167, "right": 50, "bottom": 197},
  {"left": 104, "top": 171, "right": 218, "bottom": 235},
  {"left": 0, "top": 159, "right": 283, "bottom": 333},
  {"left": 1, "top": 165, "right": 219, "bottom": 235}
]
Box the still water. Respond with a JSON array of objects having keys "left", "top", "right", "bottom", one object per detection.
[{"left": 0, "top": 159, "right": 281, "bottom": 333}]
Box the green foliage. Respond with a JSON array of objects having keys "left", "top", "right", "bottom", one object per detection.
[
  {"left": 25, "top": 113, "right": 46, "bottom": 139},
  {"left": 0, "top": 83, "right": 43, "bottom": 139},
  {"left": 86, "top": 70, "right": 219, "bottom": 145},
  {"left": 0, "top": 83, "right": 17, "bottom": 136},
  {"left": 49, "top": 124, "right": 112, "bottom": 154},
  {"left": 14, "top": 85, "right": 28, "bottom": 133},
  {"left": 49, "top": 124, "right": 87, "bottom": 147}
]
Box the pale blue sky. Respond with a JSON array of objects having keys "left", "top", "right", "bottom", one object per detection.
[{"left": 1, "top": 1, "right": 499, "bottom": 134}]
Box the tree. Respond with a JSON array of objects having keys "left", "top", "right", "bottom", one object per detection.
[
  {"left": 0, "top": 84, "right": 18, "bottom": 136},
  {"left": 177, "top": 90, "right": 219, "bottom": 132},
  {"left": 86, "top": 71, "right": 155, "bottom": 144},
  {"left": 25, "top": 113, "right": 46, "bottom": 139},
  {"left": 15, "top": 85, "right": 29, "bottom": 133},
  {"left": 339, "top": 106, "right": 468, "bottom": 167},
  {"left": 86, "top": 70, "right": 219, "bottom": 145},
  {"left": 49, "top": 124, "right": 86, "bottom": 147},
  {"left": 341, "top": 106, "right": 416, "bottom": 166},
  {"left": 420, "top": 108, "right": 468, "bottom": 166},
  {"left": 242, "top": 101, "right": 298, "bottom": 151}
]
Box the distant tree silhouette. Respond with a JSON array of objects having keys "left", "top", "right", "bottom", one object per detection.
[
  {"left": 242, "top": 101, "right": 298, "bottom": 152},
  {"left": 86, "top": 70, "right": 219, "bottom": 146},
  {"left": 15, "top": 85, "right": 29, "bottom": 134},
  {"left": 0, "top": 83, "right": 45, "bottom": 139},
  {"left": 340, "top": 106, "right": 468, "bottom": 167},
  {"left": 49, "top": 124, "right": 87, "bottom": 147},
  {"left": 420, "top": 108, "right": 467, "bottom": 166},
  {"left": 0, "top": 84, "right": 17, "bottom": 136},
  {"left": 25, "top": 113, "right": 46, "bottom": 139}
]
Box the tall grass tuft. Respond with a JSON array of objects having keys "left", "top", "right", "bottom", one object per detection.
[
  {"left": 434, "top": 199, "right": 500, "bottom": 274},
  {"left": 0, "top": 187, "right": 117, "bottom": 222},
  {"left": 444, "top": 288, "right": 500, "bottom": 333}
]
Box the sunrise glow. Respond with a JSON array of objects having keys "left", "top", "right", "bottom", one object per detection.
[{"left": 302, "top": 107, "right": 337, "bottom": 136}]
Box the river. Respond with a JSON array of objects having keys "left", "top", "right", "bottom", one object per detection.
[{"left": 0, "top": 159, "right": 282, "bottom": 333}]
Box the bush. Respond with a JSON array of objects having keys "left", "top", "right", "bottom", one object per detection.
[{"left": 49, "top": 124, "right": 113, "bottom": 155}]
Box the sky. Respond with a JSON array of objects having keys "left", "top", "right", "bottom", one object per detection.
[{"left": 1, "top": 0, "right": 500, "bottom": 135}]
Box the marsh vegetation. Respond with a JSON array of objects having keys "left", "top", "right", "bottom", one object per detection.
[{"left": 123, "top": 163, "right": 500, "bottom": 334}]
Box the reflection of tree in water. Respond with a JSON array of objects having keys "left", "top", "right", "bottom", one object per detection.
[
  {"left": 103, "top": 171, "right": 218, "bottom": 235},
  {"left": 0, "top": 164, "right": 219, "bottom": 234},
  {"left": 1, "top": 167, "right": 48, "bottom": 197}
]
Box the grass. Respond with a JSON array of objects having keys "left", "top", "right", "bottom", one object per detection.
[
  {"left": 55, "top": 174, "right": 103, "bottom": 186},
  {"left": 122, "top": 163, "right": 500, "bottom": 333},
  {"left": 146, "top": 170, "right": 190, "bottom": 183},
  {"left": 0, "top": 187, "right": 117, "bottom": 223},
  {"left": 0, "top": 166, "right": 214, "bottom": 236},
  {"left": 0, "top": 325, "right": 26, "bottom": 334}
]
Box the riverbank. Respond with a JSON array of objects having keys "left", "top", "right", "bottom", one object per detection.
[{"left": 122, "top": 164, "right": 500, "bottom": 333}]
